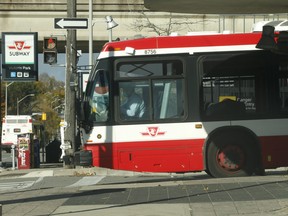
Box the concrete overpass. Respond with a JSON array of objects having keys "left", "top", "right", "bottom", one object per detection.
[
  {"left": 1, "top": 0, "right": 287, "bottom": 54},
  {"left": 144, "top": 0, "right": 288, "bottom": 14},
  {"left": 0, "top": 0, "right": 146, "bottom": 53}
]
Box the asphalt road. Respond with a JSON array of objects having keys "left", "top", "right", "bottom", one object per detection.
[{"left": 1, "top": 167, "right": 288, "bottom": 216}]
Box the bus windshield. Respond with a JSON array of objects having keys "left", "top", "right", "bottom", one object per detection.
[
  {"left": 85, "top": 70, "right": 110, "bottom": 123},
  {"left": 84, "top": 58, "right": 185, "bottom": 124}
]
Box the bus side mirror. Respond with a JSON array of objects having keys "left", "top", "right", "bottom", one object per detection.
[
  {"left": 256, "top": 25, "right": 277, "bottom": 50},
  {"left": 77, "top": 100, "right": 86, "bottom": 122},
  {"left": 77, "top": 100, "right": 93, "bottom": 133}
]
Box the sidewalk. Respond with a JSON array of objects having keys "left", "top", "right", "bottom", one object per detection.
[
  {"left": 1, "top": 164, "right": 288, "bottom": 216},
  {"left": 0, "top": 163, "right": 174, "bottom": 178},
  {"left": 1, "top": 162, "right": 288, "bottom": 178},
  {"left": 52, "top": 170, "right": 288, "bottom": 216}
]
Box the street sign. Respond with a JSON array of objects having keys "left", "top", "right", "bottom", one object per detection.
[
  {"left": 54, "top": 18, "right": 88, "bottom": 29},
  {"left": 1, "top": 32, "right": 38, "bottom": 82}
]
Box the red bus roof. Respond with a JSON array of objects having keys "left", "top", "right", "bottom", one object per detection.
[{"left": 102, "top": 33, "right": 263, "bottom": 53}]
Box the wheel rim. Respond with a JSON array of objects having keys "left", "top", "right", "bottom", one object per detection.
[{"left": 217, "top": 145, "right": 245, "bottom": 172}]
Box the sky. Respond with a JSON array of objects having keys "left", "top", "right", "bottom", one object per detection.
[{"left": 39, "top": 53, "right": 90, "bottom": 82}]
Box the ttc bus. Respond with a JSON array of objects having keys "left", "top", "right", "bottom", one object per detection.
[
  {"left": 79, "top": 28, "right": 288, "bottom": 178},
  {"left": 1, "top": 115, "right": 33, "bottom": 153}
]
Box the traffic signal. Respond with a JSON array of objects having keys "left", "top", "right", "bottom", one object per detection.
[
  {"left": 43, "top": 37, "right": 57, "bottom": 64},
  {"left": 41, "top": 112, "right": 47, "bottom": 121}
]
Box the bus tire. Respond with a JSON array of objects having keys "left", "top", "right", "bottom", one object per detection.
[
  {"left": 207, "top": 132, "right": 255, "bottom": 178},
  {"left": 205, "top": 169, "right": 213, "bottom": 177}
]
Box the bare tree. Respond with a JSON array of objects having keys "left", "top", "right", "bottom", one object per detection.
[{"left": 130, "top": 11, "right": 213, "bottom": 36}]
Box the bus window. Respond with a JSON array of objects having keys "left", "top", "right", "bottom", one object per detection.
[
  {"left": 153, "top": 80, "right": 184, "bottom": 119},
  {"left": 119, "top": 81, "right": 149, "bottom": 120},
  {"left": 200, "top": 52, "right": 288, "bottom": 119},
  {"left": 88, "top": 70, "right": 109, "bottom": 122},
  {"left": 279, "top": 76, "right": 288, "bottom": 113},
  {"left": 200, "top": 53, "right": 259, "bottom": 119},
  {"left": 202, "top": 76, "right": 255, "bottom": 118},
  {"left": 116, "top": 60, "right": 183, "bottom": 78},
  {"left": 115, "top": 59, "right": 185, "bottom": 122}
]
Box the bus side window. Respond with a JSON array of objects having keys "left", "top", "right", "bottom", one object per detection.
[
  {"left": 206, "top": 99, "right": 246, "bottom": 117},
  {"left": 279, "top": 77, "right": 288, "bottom": 113},
  {"left": 283, "top": 98, "right": 288, "bottom": 112},
  {"left": 153, "top": 79, "right": 184, "bottom": 119}
]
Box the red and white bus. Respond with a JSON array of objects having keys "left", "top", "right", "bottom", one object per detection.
[
  {"left": 79, "top": 29, "right": 288, "bottom": 177},
  {"left": 1, "top": 115, "right": 33, "bottom": 152}
]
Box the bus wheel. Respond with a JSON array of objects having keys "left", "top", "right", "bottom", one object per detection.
[
  {"left": 205, "top": 169, "right": 213, "bottom": 177},
  {"left": 207, "top": 133, "right": 255, "bottom": 178}
]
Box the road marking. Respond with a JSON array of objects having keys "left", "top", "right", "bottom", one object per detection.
[
  {"left": 66, "top": 176, "right": 105, "bottom": 187},
  {"left": 0, "top": 181, "right": 35, "bottom": 191},
  {"left": 19, "top": 170, "right": 54, "bottom": 178}
]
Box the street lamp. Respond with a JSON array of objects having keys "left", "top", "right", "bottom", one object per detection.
[
  {"left": 5, "top": 82, "right": 14, "bottom": 116},
  {"left": 105, "top": 15, "right": 118, "bottom": 42},
  {"left": 88, "top": 0, "right": 118, "bottom": 66},
  {"left": 17, "top": 94, "right": 35, "bottom": 115}
]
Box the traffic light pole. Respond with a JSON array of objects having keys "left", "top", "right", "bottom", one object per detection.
[{"left": 64, "top": 0, "right": 77, "bottom": 168}]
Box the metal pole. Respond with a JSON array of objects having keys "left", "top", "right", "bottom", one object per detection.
[
  {"left": 17, "top": 97, "right": 19, "bottom": 115},
  {"left": 89, "top": 0, "right": 93, "bottom": 66},
  {"left": 16, "top": 94, "right": 35, "bottom": 115},
  {"left": 5, "top": 82, "right": 14, "bottom": 116},
  {"left": 5, "top": 83, "right": 8, "bottom": 116},
  {"left": 11, "top": 145, "right": 15, "bottom": 170},
  {"left": 109, "top": 28, "right": 112, "bottom": 42},
  {"left": 0, "top": 78, "right": 1, "bottom": 164}
]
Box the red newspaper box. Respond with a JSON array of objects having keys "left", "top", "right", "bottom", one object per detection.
[{"left": 17, "top": 134, "right": 31, "bottom": 169}]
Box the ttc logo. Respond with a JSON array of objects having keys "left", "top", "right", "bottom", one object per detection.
[
  {"left": 140, "top": 127, "right": 166, "bottom": 137},
  {"left": 8, "top": 41, "right": 31, "bottom": 50}
]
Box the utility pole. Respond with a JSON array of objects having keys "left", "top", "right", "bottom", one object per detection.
[
  {"left": 64, "top": 0, "right": 77, "bottom": 168},
  {"left": 0, "top": 80, "right": 2, "bottom": 164}
]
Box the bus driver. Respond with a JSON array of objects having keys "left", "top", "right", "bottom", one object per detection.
[{"left": 120, "top": 83, "right": 145, "bottom": 119}]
